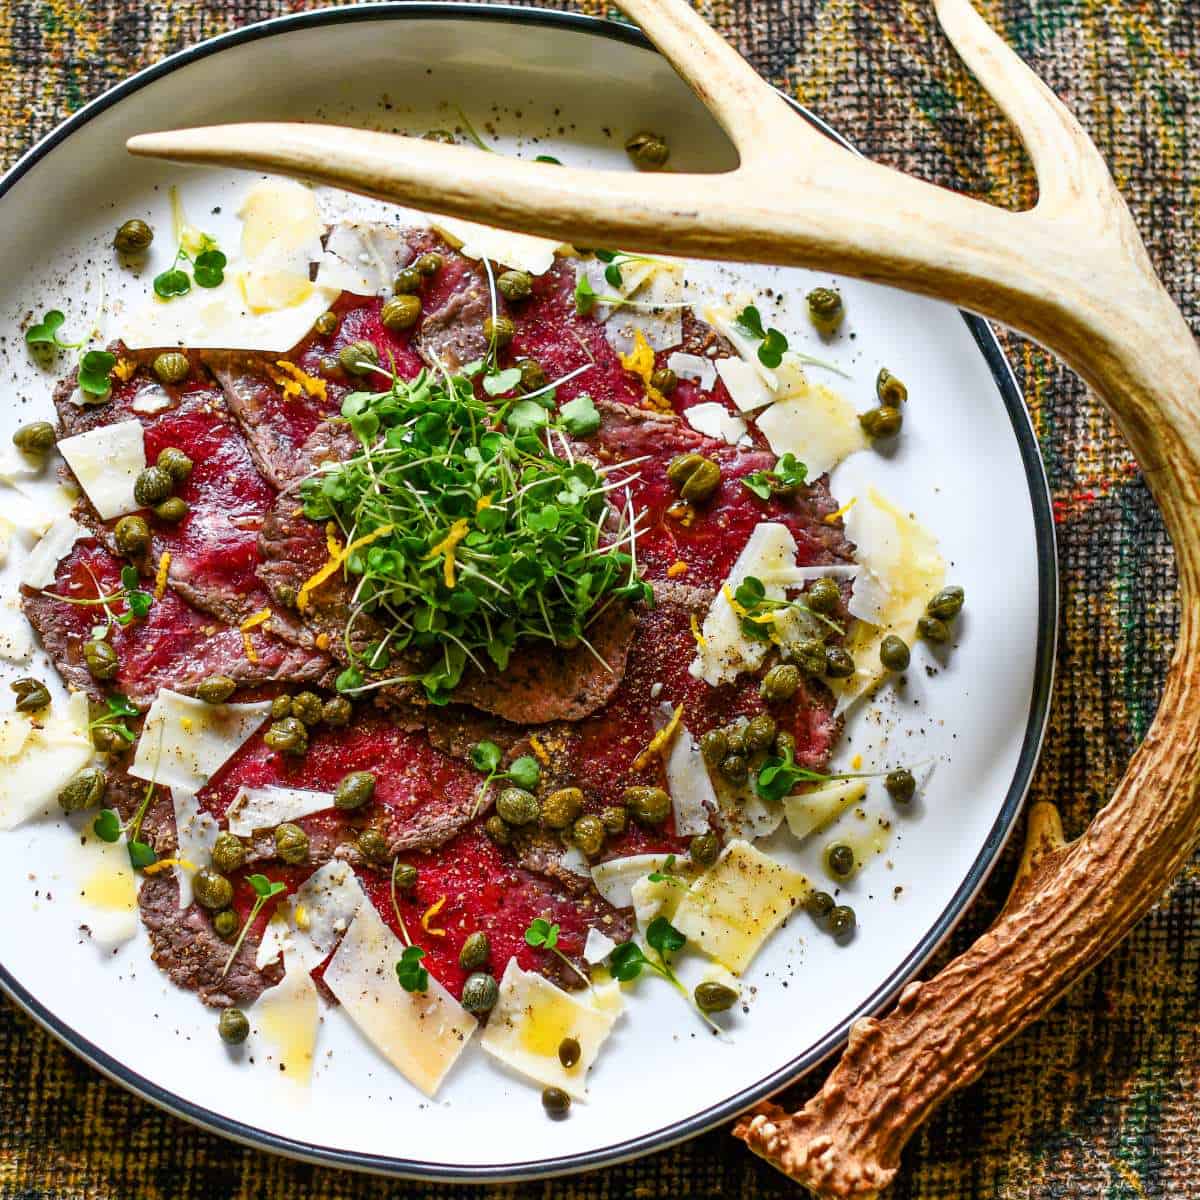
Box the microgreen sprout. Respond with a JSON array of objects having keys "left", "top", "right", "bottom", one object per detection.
[
  {"left": 647, "top": 854, "right": 688, "bottom": 889},
  {"left": 732, "top": 575, "right": 843, "bottom": 642},
  {"left": 573, "top": 273, "right": 690, "bottom": 317},
  {"left": 524, "top": 917, "right": 591, "bottom": 988},
  {"left": 153, "top": 222, "right": 226, "bottom": 300},
  {"left": 24, "top": 310, "right": 83, "bottom": 351},
  {"left": 608, "top": 917, "right": 722, "bottom": 1031},
  {"left": 88, "top": 693, "right": 139, "bottom": 748},
  {"left": 740, "top": 454, "right": 808, "bottom": 501},
  {"left": 733, "top": 304, "right": 850, "bottom": 377},
  {"left": 24, "top": 312, "right": 113, "bottom": 396},
  {"left": 469, "top": 741, "right": 541, "bottom": 817},
  {"left": 124, "top": 780, "right": 160, "bottom": 869},
  {"left": 42, "top": 564, "right": 153, "bottom": 629},
  {"left": 395, "top": 944, "right": 429, "bottom": 992},
  {"left": 221, "top": 874, "right": 287, "bottom": 978}
]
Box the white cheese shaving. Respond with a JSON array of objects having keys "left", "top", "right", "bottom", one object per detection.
[
  {"left": 171, "top": 788, "right": 219, "bottom": 908},
  {"left": 0, "top": 711, "right": 32, "bottom": 758},
  {"left": 689, "top": 522, "right": 798, "bottom": 687},
  {"left": 754, "top": 383, "right": 867, "bottom": 478},
  {"left": 590, "top": 853, "right": 672, "bottom": 909},
  {"left": 0, "top": 595, "right": 35, "bottom": 664},
  {"left": 583, "top": 926, "right": 617, "bottom": 964},
  {"left": 480, "top": 959, "right": 619, "bottom": 1100},
  {"left": 75, "top": 831, "right": 140, "bottom": 948},
  {"left": 657, "top": 712, "right": 716, "bottom": 837},
  {"left": 225, "top": 784, "right": 334, "bottom": 836},
  {"left": 0, "top": 692, "right": 93, "bottom": 829},
  {"left": 315, "top": 221, "right": 415, "bottom": 295},
  {"left": 666, "top": 351, "right": 717, "bottom": 390},
  {"left": 130, "top": 383, "right": 174, "bottom": 415},
  {"left": 256, "top": 913, "right": 289, "bottom": 970},
  {"left": 324, "top": 902, "right": 476, "bottom": 1097},
  {"left": 782, "top": 778, "right": 868, "bottom": 842},
  {"left": 701, "top": 302, "right": 779, "bottom": 389},
  {"left": 630, "top": 873, "right": 683, "bottom": 934},
  {"left": 254, "top": 944, "right": 320, "bottom": 1084},
  {"left": 0, "top": 482, "right": 77, "bottom": 537},
  {"left": 237, "top": 179, "right": 325, "bottom": 312},
  {"left": 684, "top": 401, "right": 747, "bottom": 446},
  {"left": 130, "top": 690, "right": 271, "bottom": 794},
  {"left": 57, "top": 420, "right": 146, "bottom": 520},
  {"left": 432, "top": 215, "right": 564, "bottom": 276},
  {"left": 289, "top": 860, "right": 367, "bottom": 970},
  {"left": 601, "top": 261, "right": 684, "bottom": 356},
  {"left": 0, "top": 447, "right": 42, "bottom": 485},
  {"left": 671, "top": 840, "right": 810, "bottom": 973},
  {"left": 716, "top": 357, "right": 774, "bottom": 413},
  {"left": 20, "top": 515, "right": 89, "bottom": 588}
]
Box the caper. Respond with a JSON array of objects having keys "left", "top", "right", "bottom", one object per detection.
[
  {"left": 415, "top": 251, "right": 443, "bottom": 276},
  {"left": 322, "top": 696, "right": 352, "bottom": 726},
  {"left": 484, "top": 814, "right": 512, "bottom": 846},
  {"left": 84, "top": 639, "right": 119, "bottom": 681},
  {"left": 271, "top": 695, "right": 293, "bottom": 720},
  {"left": 689, "top": 831, "right": 721, "bottom": 867},
  {"left": 459, "top": 931, "right": 491, "bottom": 972},
  {"left": 357, "top": 828, "right": 390, "bottom": 865},
  {"left": 114, "top": 218, "right": 154, "bottom": 254},
  {"left": 571, "top": 814, "right": 606, "bottom": 858},
  {"left": 829, "top": 905, "right": 857, "bottom": 938},
  {"left": 806, "top": 287, "right": 844, "bottom": 335},
  {"left": 876, "top": 368, "right": 908, "bottom": 407},
  {"left": 152, "top": 351, "right": 190, "bottom": 385},
  {"left": 599, "top": 805, "right": 627, "bottom": 835},
  {"left": 624, "top": 785, "right": 671, "bottom": 826},
  {"left": 917, "top": 614, "right": 950, "bottom": 643},
  {"left": 12, "top": 421, "right": 56, "bottom": 456},
  {"left": 694, "top": 980, "right": 739, "bottom": 1013},
  {"left": 774, "top": 731, "right": 796, "bottom": 761},
  {"left": 788, "top": 638, "right": 828, "bottom": 677},
  {"left": 541, "top": 787, "right": 583, "bottom": 830},
  {"left": 724, "top": 725, "right": 747, "bottom": 755},
  {"left": 334, "top": 770, "right": 376, "bottom": 811},
  {"left": 744, "top": 712, "right": 777, "bottom": 752},
  {"left": 423, "top": 129, "right": 456, "bottom": 144},
  {"left": 91, "top": 725, "right": 124, "bottom": 754},
  {"left": 392, "top": 267, "right": 422, "bottom": 295},
  {"left": 649, "top": 367, "right": 677, "bottom": 394},
  {"left": 135, "top": 466, "right": 174, "bottom": 507},
  {"left": 825, "top": 646, "right": 855, "bottom": 678},
  {"left": 927, "top": 585, "right": 965, "bottom": 621},
  {"left": 859, "top": 406, "right": 903, "bottom": 439},
  {"left": 719, "top": 753, "right": 748, "bottom": 784},
  {"left": 154, "top": 498, "right": 188, "bottom": 523},
  {"left": 213, "top": 909, "right": 239, "bottom": 940},
  {"left": 517, "top": 358, "right": 547, "bottom": 391},
  {"left": 826, "top": 842, "right": 855, "bottom": 879},
  {"left": 880, "top": 634, "right": 911, "bottom": 672},
  {"left": 58, "top": 766, "right": 107, "bottom": 813},
  {"left": 393, "top": 862, "right": 418, "bottom": 892},
  {"left": 496, "top": 786, "right": 539, "bottom": 827},
  {"left": 275, "top": 822, "right": 309, "bottom": 864},
  {"left": 461, "top": 971, "right": 499, "bottom": 1013},
  {"left": 211, "top": 830, "right": 246, "bottom": 874},
  {"left": 338, "top": 340, "right": 380, "bottom": 375},
  {"left": 885, "top": 768, "right": 916, "bottom": 805},
  {"left": 264, "top": 716, "right": 308, "bottom": 757},
  {"left": 666, "top": 452, "right": 722, "bottom": 504},
  {"left": 625, "top": 130, "right": 670, "bottom": 170},
  {"left": 194, "top": 867, "right": 234, "bottom": 911},
  {"left": 760, "top": 663, "right": 800, "bottom": 703},
  {"left": 218, "top": 1007, "right": 250, "bottom": 1044},
  {"left": 290, "top": 691, "right": 323, "bottom": 726},
  {"left": 194, "top": 675, "right": 236, "bottom": 706},
  {"left": 11, "top": 678, "right": 49, "bottom": 712},
  {"left": 314, "top": 311, "right": 339, "bottom": 336},
  {"left": 113, "top": 514, "right": 150, "bottom": 556},
  {"left": 483, "top": 315, "right": 515, "bottom": 348},
  {"left": 699, "top": 728, "right": 728, "bottom": 768},
  {"left": 155, "top": 447, "right": 193, "bottom": 484},
  {"left": 497, "top": 270, "right": 533, "bottom": 302},
  {"left": 381, "top": 294, "right": 422, "bottom": 331},
  {"left": 558, "top": 1036, "right": 582, "bottom": 1069},
  {"left": 806, "top": 577, "right": 841, "bottom": 615},
  {"left": 806, "top": 890, "right": 836, "bottom": 920}
]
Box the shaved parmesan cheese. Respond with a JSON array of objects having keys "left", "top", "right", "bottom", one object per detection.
[
  {"left": 591, "top": 853, "right": 672, "bottom": 909},
  {"left": 431, "top": 215, "right": 564, "bottom": 277},
  {"left": 835, "top": 488, "right": 946, "bottom": 708},
  {"left": 130, "top": 690, "right": 271, "bottom": 794},
  {"left": 57, "top": 420, "right": 146, "bottom": 520},
  {"left": 0, "top": 596, "right": 35, "bottom": 664},
  {"left": 660, "top": 717, "right": 717, "bottom": 837},
  {"left": 255, "top": 944, "right": 320, "bottom": 1084},
  {"left": 684, "top": 402, "right": 747, "bottom": 445},
  {"left": 481, "top": 959, "right": 619, "bottom": 1099},
  {"left": 711, "top": 772, "right": 784, "bottom": 842},
  {"left": 716, "top": 357, "right": 773, "bottom": 413},
  {"left": 602, "top": 262, "right": 684, "bottom": 356},
  {"left": 171, "top": 788, "right": 219, "bottom": 908},
  {"left": 21, "top": 515, "right": 89, "bottom": 588},
  {"left": 755, "top": 384, "right": 867, "bottom": 478},
  {"left": 0, "top": 483, "right": 78, "bottom": 538},
  {"left": 701, "top": 303, "right": 778, "bottom": 389},
  {"left": 324, "top": 902, "right": 476, "bottom": 1096},
  {"left": 783, "top": 778, "right": 868, "bottom": 842},
  {"left": 758, "top": 563, "right": 859, "bottom": 587},
  {"left": 0, "top": 447, "right": 41, "bottom": 485},
  {"left": 583, "top": 926, "right": 617, "bottom": 964},
  {"left": 226, "top": 784, "right": 334, "bottom": 836},
  {"left": 130, "top": 383, "right": 174, "bottom": 415},
  {"left": 666, "top": 351, "right": 716, "bottom": 391},
  {"left": 75, "top": 831, "right": 140, "bottom": 948},
  {"left": 315, "top": 221, "right": 415, "bottom": 295},
  {"left": 690, "top": 522, "right": 798, "bottom": 687},
  {"left": 0, "top": 692, "right": 92, "bottom": 829},
  {"left": 238, "top": 179, "right": 324, "bottom": 310},
  {"left": 0, "top": 711, "right": 31, "bottom": 758},
  {"left": 671, "top": 840, "right": 810, "bottom": 973},
  {"left": 630, "top": 873, "right": 683, "bottom": 934},
  {"left": 289, "top": 860, "right": 366, "bottom": 969},
  {"left": 256, "top": 913, "right": 288, "bottom": 970}
]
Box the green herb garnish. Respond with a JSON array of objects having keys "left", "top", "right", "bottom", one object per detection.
[
  {"left": 88, "top": 693, "right": 139, "bottom": 747},
  {"left": 221, "top": 874, "right": 287, "bottom": 978},
  {"left": 733, "top": 304, "right": 790, "bottom": 367},
  {"left": 468, "top": 741, "right": 541, "bottom": 817},
  {"left": 740, "top": 453, "right": 809, "bottom": 501},
  {"left": 525, "top": 917, "right": 590, "bottom": 987},
  {"left": 647, "top": 854, "right": 687, "bottom": 888},
  {"left": 25, "top": 310, "right": 83, "bottom": 351},
  {"left": 93, "top": 809, "right": 121, "bottom": 842},
  {"left": 732, "top": 575, "right": 842, "bottom": 642},
  {"left": 77, "top": 350, "right": 117, "bottom": 398},
  {"left": 754, "top": 743, "right": 842, "bottom": 802},
  {"left": 301, "top": 367, "right": 649, "bottom": 704},
  {"left": 395, "top": 944, "right": 430, "bottom": 992},
  {"left": 153, "top": 230, "right": 225, "bottom": 300},
  {"left": 124, "top": 779, "right": 159, "bottom": 870}
]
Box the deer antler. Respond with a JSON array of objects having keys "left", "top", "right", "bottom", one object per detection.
[{"left": 127, "top": 0, "right": 1200, "bottom": 1194}]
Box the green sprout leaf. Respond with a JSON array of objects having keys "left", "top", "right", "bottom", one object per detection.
[
  {"left": 249, "top": 873, "right": 286, "bottom": 901},
  {"left": 646, "top": 915, "right": 686, "bottom": 960},
  {"left": 558, "top": 393, "right": 601, "bottom": 437},
  {"left": 93, "top": 809, "right": 121, "bottom": 843},
  {"left": 77, "top": 350, "right": 116, "bottom": 397},
  {"left": 222, "top": 876, "right": 287, "bottom": 979},
  {"left": 525, "top": 917, "right": 559, "bottom": 950},
  {"left": 192, "top": 249, "right": 227, "bottom": 288},
  {"left": 740, "top": 472, "right": 773, "bottom": 501},
  {"left": 25, "top": 309, "right": 74, "bottom": 349},
  {"left": 609, "top": 940, "right": 648, "bottom": 981},
  {"left": 335, "top": 666, "right": 365, "bottom": 693},
  {"left": 535, "top": 154, "right": 562, "bottom": 165},
  {"left": 754, "top": 744, "right": 835, "bottom": 802},
  {"left": 470, "top": 740, "right": 502, "bottom": 773},
  {"left": 153, "top": 268, "right": 191, "bottom": 299},
  {"left": 127, "top": 840, "right": 157, "bottom": 870},
  {"left": 734, "top": 304, "right": 766, "bottom": 340},
  {"left": 395, "top": 944, "right": 429, "bottom": 993},
  {"left": 504, "top": 399, "right": 549, "bottom": 434},
  {"left": 107, "top": 694, "right": 139, "bottom": 718},
  {"left": 604, "top": 262, "right": 623, "bottom": 288},
  {"left": 505, "top": 755, "right": 540, "bottom": 791},
  {"left": 482, "top": 367, "right": 523, "bottom": 397},
  {"left": 740, "top": 454, "right": 809, "bottom": 502},
  {"left": 758, "top": 328, "right": 788, "bottom": 368},
  {"left": 574, "top": 273, "right": 597, "bottom": 316}
]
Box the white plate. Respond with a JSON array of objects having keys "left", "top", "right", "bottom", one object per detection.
[{"left": 0, "top": 4, "right": 1055, "bottom": 1181}]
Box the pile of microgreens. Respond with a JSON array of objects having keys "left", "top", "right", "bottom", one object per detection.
[{"left": 299, "top": 344, "right": 651, "bottom": 704}]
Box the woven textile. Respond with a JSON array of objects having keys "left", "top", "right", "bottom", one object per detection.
[{"left": 1, "top": 1, "right": 1196, "bottom": 1196}]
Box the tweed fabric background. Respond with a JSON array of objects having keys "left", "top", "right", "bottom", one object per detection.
[{"left": 0, "top": 1, "right": 1196, "bottom": 1196}]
